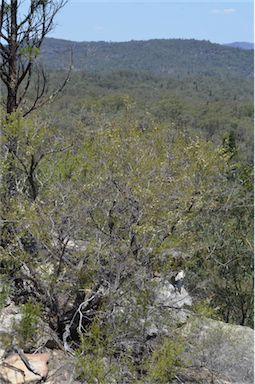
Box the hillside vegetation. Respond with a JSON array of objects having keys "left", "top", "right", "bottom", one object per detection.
[
  {"left": 40, "top": 38, "right": 253, "bottom": 162},
  {"left": 225, "top": 42, "right": 254, "bottom": 50},
  {"left": 0, "top": 35, "right": 254, "bottom": 384},
  {"left": 41, "top": 37, "right": 254, "bottom": 77}
]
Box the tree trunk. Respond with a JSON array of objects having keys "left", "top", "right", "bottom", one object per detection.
[
  {"left": 7, "top": 0, "right": 18, "bottom": 114},
  {"left": 7, "top": 87, "right": 17, "bottom": 114},
  {"left": 4, "top": 0, "right": 18, "bottom": 198}
]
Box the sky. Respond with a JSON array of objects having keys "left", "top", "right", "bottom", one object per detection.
[{"left": 49, "top": 1, "right": 254, "bottom": 44}]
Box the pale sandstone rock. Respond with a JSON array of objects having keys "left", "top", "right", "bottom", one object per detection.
[{"left": 0, "top": 353, "right": 49, "bottom": 384}]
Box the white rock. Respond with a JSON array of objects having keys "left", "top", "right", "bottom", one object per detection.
[{"left": 154, "top": 281, "right": 192, "bottom": 308}]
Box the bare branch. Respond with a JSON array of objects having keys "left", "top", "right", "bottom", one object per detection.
[
  {"left": 0, "top": 0, "right": 68, "bottom": 115},
  {"left": 22, "top": 50, "right": 73, "bottom": 116}
]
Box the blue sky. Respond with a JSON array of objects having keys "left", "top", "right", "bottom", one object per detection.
[{"left": 50, "top": 1, "right": 254, "bottom": 44}]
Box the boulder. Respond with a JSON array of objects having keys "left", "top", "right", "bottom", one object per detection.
[
  {"left": 152, "top": 277, "right": 192, "bottom": 325},
  {"left": 0, "top": 303, "right": 22, "bottom": 358},
  {"left": 109, "top": 275, "right": 193, "bottom": 343},
  {"left": 0, "top": 303, "right": 22, "bottom": 334},
  {"left": 0, "top": 302, "right": 63, "bottom": 353},
  {"left": 154, "top": 278, "right": 192, "bottom": 308},
  {"left": 181, "top": 318, "right": 254, "bottom": 384},
  {"left": 0, "top": 353, "right": 49, "bottom": 384},
  {"left": 44, "top": 350, "right": 80, "bottom": 384}
]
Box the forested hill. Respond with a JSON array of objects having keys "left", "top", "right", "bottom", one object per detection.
[
  {"left": 41, "top": 37, "right": 253, "bottom": 77},
  {"left": 224, "top": 42, "right": 254, "bottom": 50}
]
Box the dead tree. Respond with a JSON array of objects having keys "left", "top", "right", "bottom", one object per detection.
[
  {"left": 0, "top": 0, "right": 68, "bottom": 116},
  {"left": 0, "top": 0, "right": 71, "bottom": 198}
]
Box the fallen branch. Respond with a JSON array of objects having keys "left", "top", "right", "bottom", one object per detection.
[{"left": 13, "top": 345, "right": 42, "bottom": 378}]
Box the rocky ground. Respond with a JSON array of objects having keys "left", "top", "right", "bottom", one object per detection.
[{"left": 0, "top": 278, "right": 253, "bottom": 384}]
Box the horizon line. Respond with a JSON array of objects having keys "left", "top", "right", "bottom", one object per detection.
[{"left": 47, "top": 36, "right": 254, "bottom": 45}]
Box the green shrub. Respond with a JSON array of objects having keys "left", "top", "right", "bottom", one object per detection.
[
  {"left": 193, "top": 300, "right": 221, "bottom": 320},
  {"left": 0, "top": 280, "right": 10, "bottom": 309},
  {"left": 75, "top": 320, "right": 120, "bottom": 384},
  {"left": 146, "top": 337, "right": 184, "bottom": 383},
  {"left": 15, "top": 301, "right": 42, "bottom": 346}
]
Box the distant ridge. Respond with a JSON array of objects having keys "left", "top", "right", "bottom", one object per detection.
[
  {"left": 224, "top": 42, "right": 254, "bottom": 50},
  {"left": 40, "top": 37, "right": 253, "bottom": 78}
]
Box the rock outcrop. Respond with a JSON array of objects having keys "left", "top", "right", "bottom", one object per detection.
[
  {"left": 179, "top": 317, "right": 254, "bottom": 384},
  {"left": 0, "top": 279, "right": 253, "bottom": 384},
  {"left": 0, "top": 353, "right": 49, "bottom": 384}
]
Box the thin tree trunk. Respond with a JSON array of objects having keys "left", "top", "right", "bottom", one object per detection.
[
  {"left": 7, "top": 0, "right": 18, "bottom": 114},
  {"left": 5, "top": 0, "right": 18, "bottom": 196}
]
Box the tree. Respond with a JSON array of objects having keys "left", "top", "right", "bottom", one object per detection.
[
  {"left": 0, "top": 0, "right": 70, "bottom": 199},
  {"left": 185, "top": 144, "right": 253, "bottom": 327},
  {"left": 0, "top": 106, "right": 252, "bottom": 382},
  {"left": 0, "top": 0, "right": 67, "bottom": 116}
]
